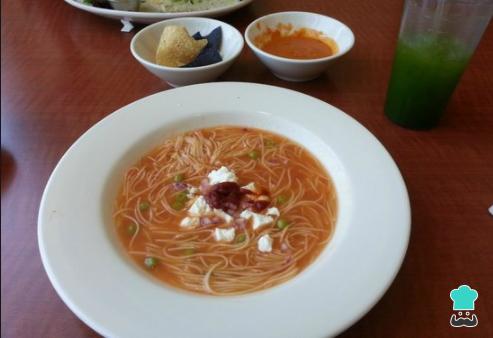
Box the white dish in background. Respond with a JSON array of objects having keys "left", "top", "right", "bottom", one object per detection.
[
  {"left": 130, "top": 17, "right": 243, "bottom": 87},
  {"left": 64, "top": 0, "right": 254, "bottom": 24},
  {"left": 245, "top": 12, "right": 355, "bottom": 82},
  {"left": 38, "top": 82, "right": 410, "bottom": 338}
]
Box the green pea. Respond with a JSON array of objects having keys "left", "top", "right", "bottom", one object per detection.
[
  {"left": 277, "top": 219, "right": 290, "bottom": 230},
  {"left": 265, "top": 139, "right": 277, "bottom": 148},
  {"left": 174, "top": 173, "right": 184, "bottom": 182},
  {"left": 184, "top": 248, "right": 195, "bottom": 256},
  {"left": 139, "top": 201, "right": 150, "bottom": 211},
  {"left": 175, "top": 192, "right": 189, "bottom": 203},
  {"left": 248, "top": 150, "right": 260, "bottom": 160},
  {"left": 236, "top": 234, "right": 246, "bottom": 243},
  {"left": 276, "top": 195, "right": 288, "bottom": 205},
  {"left": 127, "top": 223, "right": 137, "bottom": 235},
  {"left": 144, "top": 257, "right": 158, "bottom": 269},
  {"left": 171, "top": 200, "right": 185, "bottom": 210}
]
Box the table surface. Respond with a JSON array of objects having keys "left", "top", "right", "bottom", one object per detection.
[{"left": 2, "top": 1, "right": 492, "bottom": 337}]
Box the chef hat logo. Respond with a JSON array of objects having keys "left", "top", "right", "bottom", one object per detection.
[{"left": 450, "top": 285, "right": 478, "bottom": 311}]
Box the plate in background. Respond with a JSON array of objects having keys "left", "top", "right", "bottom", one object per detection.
[{"left": 64, "top": 0, "right": 254, "bottom": 24}]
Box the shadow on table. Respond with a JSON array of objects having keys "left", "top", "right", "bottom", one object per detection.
[{"left": 1, "top": 147, "right": 16, "bottom": 193}]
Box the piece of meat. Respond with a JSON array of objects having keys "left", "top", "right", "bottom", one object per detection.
[
  {"left": 204, "top": 182, "right": 243, "bottom": 213},
  {"left": 238, "top": 193, "right": 271, "bottom": 212},
  {"left": 200, "top": 178, "right": 212, "bottom": 194},
  {"left": 172, "top": 182, "right": 188, "bottom": 191},
  {"left": 251, "top": 200, "right": 270, "bottom": 212},
  {"left": 200, "top": 216, "right": 222, "bottom": 227},
  {"left": 233, "top": 218, "right": 247, "bottom": 230}
]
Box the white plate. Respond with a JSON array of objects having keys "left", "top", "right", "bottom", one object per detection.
[
  {"left": 38, "top": 82, "right": 410, "bottom": 338},
  {"left": 64, "top": 0, "right": 254, "bottom": 24}
]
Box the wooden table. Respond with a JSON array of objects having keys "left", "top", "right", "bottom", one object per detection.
[{"left": 2, "top": 1, "right": 492, "bottom": 337}]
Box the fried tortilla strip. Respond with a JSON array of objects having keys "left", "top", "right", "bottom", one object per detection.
[{"left": 155, "top": 26, "right": 208, "bottom": 67}]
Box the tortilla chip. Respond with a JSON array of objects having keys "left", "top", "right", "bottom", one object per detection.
[
  {"left": 192, "top": 26, "right": 222, "bottom": 51},
  {"left": 183, "top": 27, "right": 223, "bottom": 68},
  {"left": 155, "top": 26, "right": 208, "bottom": 67}
]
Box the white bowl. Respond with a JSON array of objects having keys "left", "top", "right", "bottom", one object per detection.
[
  {"left": 38, "top": 82, "right": 410, "bottom": 338},
  {"left": 131, "top": 17, "right": 244, "bottom": 87},
  {"left": 245, "top": 12, "right": 355, "bottom": 82}
]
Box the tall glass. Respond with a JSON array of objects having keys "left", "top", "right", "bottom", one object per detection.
[{"left": 385, "top": 0, "right": 492, "bottom": 129}]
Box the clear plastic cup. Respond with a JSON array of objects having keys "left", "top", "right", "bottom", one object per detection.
[{"left": 385, "top": 0, "right": 493, "bottom": 129}]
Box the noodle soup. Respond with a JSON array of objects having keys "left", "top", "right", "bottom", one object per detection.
[{"left": 113, "top": 127, "right": 337, "bottom": 295}]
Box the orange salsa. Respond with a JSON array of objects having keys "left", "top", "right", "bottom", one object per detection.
[{"left": 254, "top": 25, "right": 338, "bottom": 60}]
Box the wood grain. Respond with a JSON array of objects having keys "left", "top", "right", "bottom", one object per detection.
[{"left": 2, "top": 0, "right": 492, "bottom": 337}]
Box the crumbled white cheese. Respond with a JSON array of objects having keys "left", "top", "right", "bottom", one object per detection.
[
  {"left": 213, "top": 209, "right": 233, "bottom": 224},
  {"left": 266, "top": 207, "right": 280, "bottom": 217},
  {"left": 240, "top": 210, "right": 273, "bottom": 230},
  {"left": 188, "top": 196, "right": 213, "bottom": 216},
  {"left": 241, "top": 182, "right": 259, "bottom": 193},
  {"left": 180, "top": 217, "right": 199, "bottom": 228},
  {"left": 258, "top": 234, "right": 273, "bottom": 252},
  {"left": 187, "top": 186, "right": 199, "bottom": 199},
  {"left": 208, "top": 166, "right": 238, "bottom": 185},
  {"left": 214, "top": 227, "right": 236, "bottom": 242},
  {"left": 240, "top": 210, "right": 252, "bottom": 219}
]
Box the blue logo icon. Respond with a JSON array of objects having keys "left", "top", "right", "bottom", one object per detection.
[{"left": 450, "top": 285, "right": 478, "bottom": 328}]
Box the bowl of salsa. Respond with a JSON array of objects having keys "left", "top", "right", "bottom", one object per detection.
[{"left": 245, "top": 12, "right": 354, "bottom": 82}]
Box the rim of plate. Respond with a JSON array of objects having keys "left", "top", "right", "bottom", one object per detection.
[
  {"left": 64, "top": 0, "right": 254, "bottom": 19},
  {"left": 38, "top": 82, "right": 410, "bottom": 338}
]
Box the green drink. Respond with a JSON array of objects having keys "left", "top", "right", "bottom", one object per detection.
[
  {"left": 385, "top": 36, "right": 471, "bottom": 129},
  {"left": 384, "top": 0, "right": 492, "bottom": 130}
]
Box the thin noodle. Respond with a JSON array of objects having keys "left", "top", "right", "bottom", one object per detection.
[{"left": 113, "top": 127, "right": 337, "bottom": 295}]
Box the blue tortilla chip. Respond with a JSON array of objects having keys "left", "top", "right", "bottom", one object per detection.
[
  {"left": 183, "top": 48, "right": 222, "bottom": 68},
  {"left": 184, "top": 26, "right": 223, "bottom": 68},
  {"left": 192, "top": 26, "right": 222, "bottom": 51}
]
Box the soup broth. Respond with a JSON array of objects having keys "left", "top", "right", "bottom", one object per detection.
[{"left": 113, "top": 126, "right": 337, "bottom": 295}]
